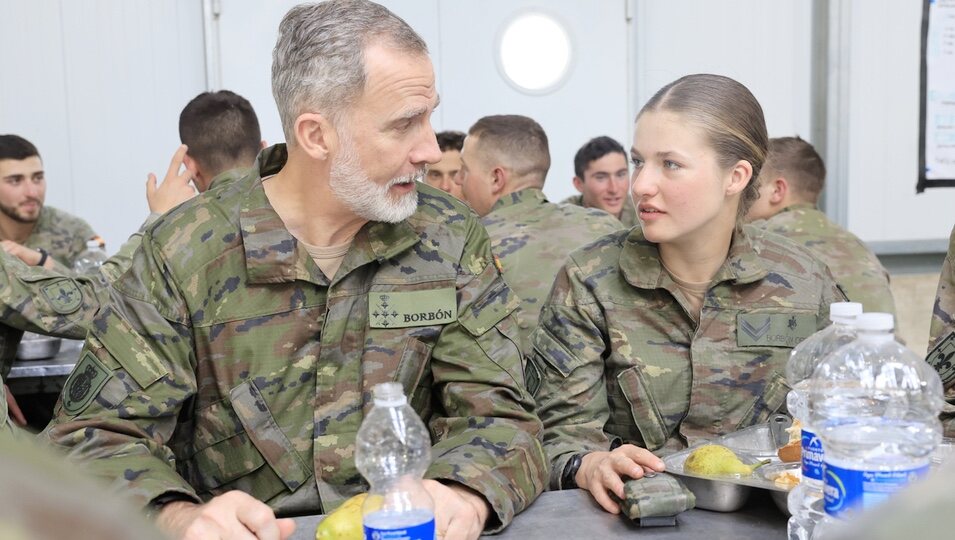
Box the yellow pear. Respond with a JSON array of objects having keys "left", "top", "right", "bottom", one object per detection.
[
  {"left": 315, "top": 493, "right": 368, "bottom": 540},
  {"left": 684, "top": 444, "right": 770, "bottom": 477}
]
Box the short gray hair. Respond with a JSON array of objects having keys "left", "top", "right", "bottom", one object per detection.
[{"left": 271, "top": 0, "right": 428, "bottom": 144}]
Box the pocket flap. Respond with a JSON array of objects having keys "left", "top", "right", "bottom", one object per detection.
[
  {"left": 230, "top": 380, "right": 311, "bottom": 491},
  {"left": 617, "top": 366, "right": 669, "bottom": 452}
]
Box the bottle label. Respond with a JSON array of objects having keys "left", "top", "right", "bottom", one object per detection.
[
  {"left": 800, "top": 428, "right": 824, "bottom": 481},
  {"left": 823, "top": 462, "right": 929, "bottom": 517},
  {"left": 364, "top": 518, "right": 435, "bottom": 540}
]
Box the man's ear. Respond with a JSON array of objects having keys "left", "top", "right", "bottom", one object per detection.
[
  {"left": 770, "top": 176, "right": 789, "bottom": 205},
  {"left": 293, "top": 112, "right": 335, "bottom": 161},
  {"left": 572, "top": 176, "right": 585, "bottom": 193},
  {"left": 490, "top": 166, "right": 508, "bottom": 196},
  {"left": 182, "top": 154, "right": 202, "bottom": 184}
]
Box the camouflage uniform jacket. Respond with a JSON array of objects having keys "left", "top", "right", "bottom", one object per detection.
[
  {"left": 753, "top": 204, "right": 894, "bottom": 315},
  {"left": 528, "top": 225, "right": 844, "bottom": 489},
  {"left": 43, "top": 145, "right": 546, "bottom": 531},
  {"left": 928, "top": 224, "right": 955, "bottom": 437},
  {"left": 0, "top": 250, "right": 100, "bottom": 377},
  {"left": 482, "top": 188, "right": 622, "bottom": 350},
  {"left": 560, "top": 193, "right": 639, "bottom": 229},
  {"left": 19, "top": 206, "right": 98, "bottom": 270},
  {"left": 930, "top": 223, "right": 955, "bottom": 355}
]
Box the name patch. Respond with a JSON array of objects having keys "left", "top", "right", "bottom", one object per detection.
[
  {"left": 369, "top": 288, "right": 457, "bottom": 329},
  {"left": 737, "top": 313, "right": 816, "bottom": 347}
]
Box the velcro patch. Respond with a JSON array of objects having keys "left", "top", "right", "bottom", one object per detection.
[
  {"left": 62, "top": 351, "right": 111, "bottom": 415},
  {"left": 368, "top": 288, "right": 457, "bottom": 329},
  {"left": 737, "top": 313, "right": 816, "bottom": 347},
  {"left": 40, "top": 278, "right": 83, "bottom": 315},
  {"left": 927, "top": 331, "right": 955, "bottom": 387}
]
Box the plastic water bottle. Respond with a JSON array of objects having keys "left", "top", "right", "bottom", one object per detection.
[
  {"left": 809, "top": 313, "right": 944, "bottom": 534},
  {"left": 72, "top": 238, "right": 108, "bottom": 273},
  {"left": 355, "top": 382, "right": 435, "bottom": 540},
  {"left": 785, "top": 302, "right": 861, "bottom": 540}
]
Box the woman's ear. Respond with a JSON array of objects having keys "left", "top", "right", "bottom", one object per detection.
[{"left": 725, "top": 159, "right": 754, "bottom": 197}]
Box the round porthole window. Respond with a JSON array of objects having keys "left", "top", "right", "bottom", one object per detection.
[{"left": 497, "top": 12, "right": 573, "bottom": 95}]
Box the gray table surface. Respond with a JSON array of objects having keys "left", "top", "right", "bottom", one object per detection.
[
  {"left": 291, "top": 488, "right": 786, "bottom": 539},
  {"left": 8, "top": 339, "right": 83, "bottom": 379}
]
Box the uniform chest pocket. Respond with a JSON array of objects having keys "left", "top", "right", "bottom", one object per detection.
[
  {"left": 735, "top": 370, "right": 791, "bottom": 430},
  {"left": 612, "top": 366, "right": 670, "bottom": 452},
  {"left": 184, "top": 380, "right": 311, "bottom": 500}
]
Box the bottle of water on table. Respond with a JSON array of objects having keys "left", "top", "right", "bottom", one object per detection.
[
  {"left": 809, "top": 313, "right": 944, "bottom": 537},
  {"left": 786, "top": 302, "right": 861, "bottom": 540},
  {"left": 73, "top": 238, "right": 108, "bottom": 273},
  {"left": 356, "top": 382, "right": 435, "bottom": 540}
]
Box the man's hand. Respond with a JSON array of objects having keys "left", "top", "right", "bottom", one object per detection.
[
  {"left": 4, "top": 384, "right": 27, "bottom": 427},
  {"left": 423, "top": 479, "right": 490, "bottom": 540},
  {"left": 155, "top": 491, "right": 296, "bottom": 540},
  {"left": 1, "top": 240, "right": 52, "bottom": 268},
  {"left": 575, "top": 445, "right": 665, "bottom": 514},
  {"left": 146, "top": 144, "right": 198, "bottom": 214}
]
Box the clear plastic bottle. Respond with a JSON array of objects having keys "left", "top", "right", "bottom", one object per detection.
[
  {"left": 355, "top": 382, "right": 435, "bottom": 540},
  {"left": 785, "top": 302, "right": 862, "bottom": 540},
  {"left": 809, "top": 313, "right": 944, "bottom": 534},
  {"left": 72, "top": 238, "right": 108, "bottom": 273}
]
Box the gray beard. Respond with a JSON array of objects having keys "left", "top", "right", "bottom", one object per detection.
[{"left": 329, "top": 135, "right": 422, "bottom": 224}]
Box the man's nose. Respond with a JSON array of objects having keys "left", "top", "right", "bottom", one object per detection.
[{"left": 412, "top": 129, "right": 443, "bottom": 166}]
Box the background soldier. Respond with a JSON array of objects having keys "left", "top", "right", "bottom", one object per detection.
[
  {"left": 746, "top": 136, "right": 894, "bottom": 315},
  {"left": 456, "top": 115, "right": 621, "bottom": 348}
]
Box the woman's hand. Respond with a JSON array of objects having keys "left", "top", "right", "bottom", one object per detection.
[{"left": 576, "top": 445, "right": 665, "bottom": 514}]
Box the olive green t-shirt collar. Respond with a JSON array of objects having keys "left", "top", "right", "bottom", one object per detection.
[
  {"left": 240, "top": 144, "right": 421, "bottom": 285},
  {"left": 488, "top": 187, "right": 547, "bottom": 214},
  {"left": 618, "top": 226, "right": 766, "bottom": 290}
]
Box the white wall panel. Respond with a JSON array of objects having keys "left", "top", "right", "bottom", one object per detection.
[
  {"left": 0, "top": 0, "right": 206, "bottom": 252},
  {"left": 840, "top": 0, "right": 955, "bottom": 245},
  {"left": 633, "top": 0, "right": 813, "bottom": 141}
]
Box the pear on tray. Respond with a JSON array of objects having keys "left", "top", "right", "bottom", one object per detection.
[{"left": 684, "top": 444, "right": 770, "bottom": 477}]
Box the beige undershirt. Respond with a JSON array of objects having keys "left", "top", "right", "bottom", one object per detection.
[
  {"left": 662, "top": 262, "right": 711, "bottom": 323},
  {"left": 300, "top": 238, "right": 353, "bottom": 280}
]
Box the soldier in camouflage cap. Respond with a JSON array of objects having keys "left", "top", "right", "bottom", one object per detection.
[
  {"left": 456, "top": 115, "right": 622, "bottom": 350},
  {"left": 44, "top": 2, "right": 545, "bottom": 539},
  {"left": 0, "top": 134, "right": 99, "bottom": 272},
  {"left": 746, "top": 136, "right": 895, "bottom": 315},
  {"left": 561, "top": 136, "right": 639, "bottom": 229},
  {"left": 529, "top": 74, "right": 845, "bottom": 515}
]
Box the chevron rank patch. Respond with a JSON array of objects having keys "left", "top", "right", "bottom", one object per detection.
[{"left": 737, "top": 313, "right": 816, "bottom": 347}]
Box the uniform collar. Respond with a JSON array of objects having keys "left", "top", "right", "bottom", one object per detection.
[
  {"left": 207, "top": 167, "right": 251, "bottom": 190},
  {"left": 618, "top": 226, "right": 766, "bottom": 290},
  {"left": 239, "top": 144, "right": 421, "bottom": 285},
  {"left": 777, "top": 203, "right": 817, "bottom": 215},
  {"left": 488, "top": 187, "right": 547, "bottom": 214}
]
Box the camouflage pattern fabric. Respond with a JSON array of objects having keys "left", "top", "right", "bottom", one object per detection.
[
  {"left": 0, "top": 375, "right": 17, "bottom": 440},
  {"left": 622, "top": 473, "right": 695, "bottom": 519},
  {"left": 101, "top": 168, "right": 249, "bottom": 284},
  {"left": 560, "top": 193, "right": 640, "bottom": 229},
  {"left": 529, "top": 225, "right": 845, "bottom": 489},
  {"left": 928, "top": 224, "right": 955, "bottom": 436},
  {"left": 752, "top": 204, "right": 894, "bottom": 315},
  {"left": 42, "top": 145, "right": 546, "bottom": 532},
  {"left": 0, "top": 250, "right": 102, "bottom": 377},
  {"left": 929, "top": 223, "right": 955, "bottom": 355},
  {"left": 482, "top": 188, "right": 622, "bottom": 350},
  {"left": 20, "top": 206, "right": 98, "bottom": 269}
]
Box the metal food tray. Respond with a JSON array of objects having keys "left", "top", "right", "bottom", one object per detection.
[
  {"left": 16, "top": 333, "right": 62, "bottom": 360},
  {"left": 663, "top": 419, "right": 795, "bottom": 514}
]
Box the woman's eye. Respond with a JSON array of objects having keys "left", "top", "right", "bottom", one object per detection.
[{"left": 663, "top": 160, "right": 680, "bottom": 170}]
